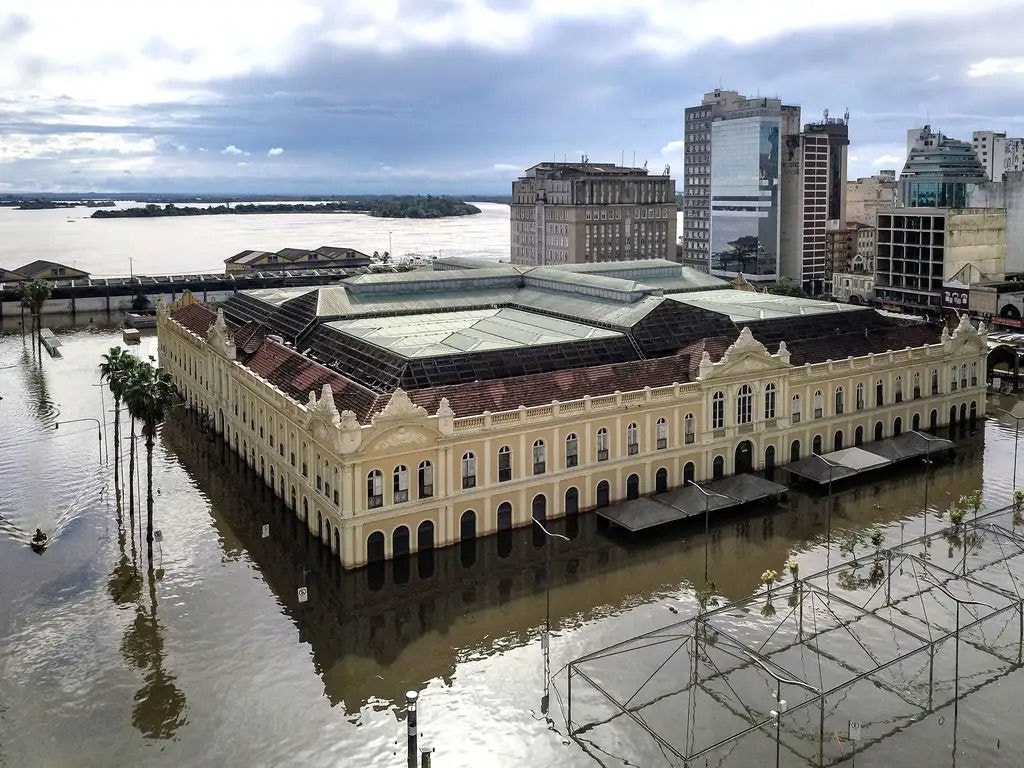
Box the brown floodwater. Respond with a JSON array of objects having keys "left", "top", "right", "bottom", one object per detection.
[{"left": 1, "top": 326, "right": 1022, "bottom": 767}]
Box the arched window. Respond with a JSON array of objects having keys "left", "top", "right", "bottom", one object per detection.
[
  {"left": 498, "top": 445, "right": 512, "bottom": 482},
  {"left": 912, "top": 413, "right": 921, "bottom": 431},
  {"left": 392, "top": 526, "right": 410, "bottom": 558},
  {"left": 856, "top": 382, "right": 865, "bottom": 410},
  {"left": 712, "top": 391, "right": 725, "bottom": 429},
  {"left": 895, "top": 375, "right": 903, "bottom": 403},
  {"left": 565, "top": 433, "right": 579, "bottom": 467},
  {"left": 684, "top": 413, "right": 695, "bottom": 444},
  {"left": 496, "top": 502, "right": 513, "bottom": 559},
  {"left": 913, "top": 371, "right": 921, "bottom": 399},
  {"left": 461, "top": 452, "right": 477, "bottom": 489},
  {"left": 813, "top": 390, "right": 823, "bottom": 419},
  {"left": 392, "top": 465, "right": 409, "bottom": 503},
  {"left": 874, "top": 421, "right": 884, "bottom": 441},
  {"left": 533, "top": 439, "right": 546, "bottom": 474},
  {"left": 970, "top": 361, "right": 978, "bottom": 386},
  {"left": 931, "top": 368, "right": 939, "bottom": 395},
  {"left": 765, "top": 445, "right": 776, "bottom": 470},
  {"left": 960, "top": 363, "right": 968, "bottom": 388},
  {"left": 367, "top": 470, "right": 383, "bottom": 508},
  {"left": 656, "top": 467, "right": 668, "bottom": 493},
  {"left": 834, "top": 386, "right": 844, "bottom": 415},
  {"left": 894, "top": 416, "right": 903, "bottom": 437},
  {"left": 626, "top": 422, "right": 639, "bottom": 454},
  {"left": 950, "top": 364, "right": 958, "bottom": 391},
  {"left": 596, "top": 480, "right": 610, "bottom": 507},
  {"left": 792, "top": 394, "right": 801, "bottom": 423},
  {"left": 834, "top": 431, "right": 843, "bottom": 451},
  {"left": 655, "top": 418, "right": 668, "bottom": 450},
  {"left": 418, "top": 460, "right": 433, "bottom": 498},
  {"left": 417, "top": 520, "right": 435, "bottom": 552},
  {"left": 683, "top": 462, "right": 695, "bottom": 485},
  {"left": 737, "top": 384, "right": 754, "bottom": 424},
  {"left": 812, "top": 435, "right": 822, "bottom": 455},
  {"left": 855, "top": 426, "right": 864, "bottom": 446},
  {"left": 875, "top": 379, "right": 884, "bottom": 406},
  {"left": 764, "top": 383, "right": 776, "bottom": 420},
  {"left": 790, "top": 440, "right": 801, "bottom": 462},
  {"left": 596, "top": 428, "right": 609, "bottom": 461},
  {"left": 366, "top": 531, "right": 385, "bottom": 563}
]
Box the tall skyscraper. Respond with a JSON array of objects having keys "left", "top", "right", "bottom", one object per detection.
[
  {"left": 510, "top": 161, "right": 677, "bottom": 267},
  {"left": 899, "top": 126, "right": 987, "bottom": 207},
  {"left": 681, "top": 89, "right": 800, "bottom": 280},
  {"left": 779, "top": 113, "right": 850, "bottom": 296}
]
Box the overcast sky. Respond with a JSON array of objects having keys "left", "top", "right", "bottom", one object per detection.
[{"left": 3, "top": 0, "right": 1024, "bottom": 194}]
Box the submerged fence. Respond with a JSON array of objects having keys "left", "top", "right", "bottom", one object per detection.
[{"left": 564, "top": 503, "right": 1024, "bottom": 766}]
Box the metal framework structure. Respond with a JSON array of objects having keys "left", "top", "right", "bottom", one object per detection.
[{"left": 563, "top": 503, "right": 1024, "bottom": 766}]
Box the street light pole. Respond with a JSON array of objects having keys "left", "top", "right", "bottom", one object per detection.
[
  {"left": 532, "top": 516, "right": 570, "bottom": 718},
  {"left": 686, "top": 479, "right": 732, "bottom": 586},
  {"left": 992, "top": 406, "right": 1024, "bottom": 492},
  {"left": 55, "top": 417, "right": 105, "bottom": 464}
]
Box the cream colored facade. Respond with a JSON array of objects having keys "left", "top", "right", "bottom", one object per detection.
[{"left": 158, "top": 301, "right": 989, "bottom": 570}]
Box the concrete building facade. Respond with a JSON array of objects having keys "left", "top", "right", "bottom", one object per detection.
[
  {"left": 681, "top": 90, "right": 801, "bottom": 279},
  {"left": 972, "top": 131, "right": 1024, "bottom": 181},
  {"left": 847, "top": 172, "right": 897, "bottom": 226},
  {"left": 157, "top": 260, "right": 987, "bottom": 570},
  {"left": 969, "top": 171, "right": 1024, "bottom": 274},
  {"left": 874, "top": 208, "right": 1006, "bottom": 314},
  {"left": 510, "top": 162, "right": 676, "bottom": 266},
  {"left": 779, "top": 116, "right": 849, "bottom": 296}
]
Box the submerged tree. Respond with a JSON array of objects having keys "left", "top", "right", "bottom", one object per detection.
[
  {"left": 20, "top": 278, "right": 52, "bottom": 350},
  {"left": 100, "top": 347, "right": 138, "bottom": 503}
]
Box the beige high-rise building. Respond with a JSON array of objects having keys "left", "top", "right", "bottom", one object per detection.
[
  {"left": 847, "top": 171, "right": 897, "bottom": 226},
  {"left": 510, "top": 162, "right": 676, "bottom": 266}
]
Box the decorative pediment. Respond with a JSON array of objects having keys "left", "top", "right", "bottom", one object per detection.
[
  {"left": 307, "top": 383, "right": 341, "bottom": 429},
  {"left": 374, "top": 387, "right": 428, "bottom": 422},
  {"left": 944, "top": 313, "right": 988, "bottom": 354},
  {"left": 364, "top": 424, "right": 437, "bottom": 453},
  {"left": 206, "top": 309, "right": 235, "bottom": 360},
  {"left": 699, "top": 328, "right": 791, "bottom": 381}
]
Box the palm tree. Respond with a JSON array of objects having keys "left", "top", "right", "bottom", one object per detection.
[
  {"left": 123, "top": 362, "right": 177, "bottom": 564},
  {"left": 100, "top": 347, "right": 138, "bottom": 500},
  {"left": 20, "top": 279, "right": 52, "bottom": 350}
]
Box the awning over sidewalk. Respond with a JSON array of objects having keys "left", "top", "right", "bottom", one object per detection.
[
  {"left": 787, "top": 431, "right": 954, "bottom": 484},
  {"left": 597, "top": 474, "right": 789, "bottom": 532}
]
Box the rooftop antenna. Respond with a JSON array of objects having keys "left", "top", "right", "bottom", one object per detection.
[
  {"left": 632, "top": 150, "right": 636, "bottom": 166},
  {"left": 844, "top": 108, "right": 850, "bottom": 125}
]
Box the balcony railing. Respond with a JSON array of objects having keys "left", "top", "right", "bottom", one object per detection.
[
  {"left": 534, "top": 462, "right": 546, "bottom": 475},
  {"left": 462, "top": 475, "right": 476, "bottom": 489},
  {"left": 368, "top": 494, "right": 383, "bottom": 509},
  {"left": 627, "top": 443, "right": 639, "bottom": 455},
  {"left": 393, "top": 489, "right": 409, "bottom": 504},
  {"left": 656, "top": 438, "right": 667, "bottom": 450},
  {"left": 597, "top": 449, "right": 609, "bottom": 462}
]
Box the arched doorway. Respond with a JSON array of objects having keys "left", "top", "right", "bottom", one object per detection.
[
  {"left": 269, "top": 466, "right": 275, "bottom": 488},
  {"left": 290, "top": 485, "right": 296, "bottom": 510},
  {"left": 323, "top": 519, "right": 330, "bottom": 548},
  {"left": 392, "top": 525, "right": 411, "bottom": 584},
  {"left": 333, "top": 528, "right": 340, "bottom": 557},
  {"left": 302, "top": 498, "right": 308, "bottom": 523},
  {"left": 970, "top": 401, "right": 977, "bottom": 426},
  {"left": 930, "top": 410, "right": 938, "bottom": 430},
  {"left": 959, "top": 403, "right": 967, "bottom": 424},
  {"left": 392, "top": 526, "right": 410, "bottom": 557},
  {"left": 712, "top": 455, "right": 725, "bottom": 480},
  {"left": 893, "top": 417, "right": 902, "bottom": 437},
  {"left": 596, "top": 480, "right": 610, "bottom": 507},
  {"left": 734, "top": 441, "right": 753, "bottom": 474},
  {"left": 949, "top": 406, "right": 957, "bottom": 426},
  {"left": 790, "top": 440, "right": 800, "bottom": 462},
  {"left": 833, "top": 431, "right": 843, "bottom": 451},
  {"left": 417, "top": 520, "right": 435, "bottom": 579},
  {"left": 812, "top": 435, "right": 822, "bottom": 455},
  {"left": 497, "top": 502, "right": 513, "bottom": 559},
  {"left": 655, "top": 468, "right": 668, "bottom": 494},
  {"left": 366, "top": 531, "right": 385, "bottom": 563},
  {"left": 626, "top": 474, "right": 640, "bottom": 500},
  {"left": 532, "top": 494, "right": 547, "bottom": 547},
  {"left": 565, "top": 487, "right": 579, "bottom": 516},
  {"left": 874, "top": 422, "right": 883, "bottom": 442},
  {"left": 764, "top": 445, "right": 776, "bottom": 471},
  {"left": 855, "top": 426, "right": 864, "bottom": 446},
  {"left": 460, "top": 510, "right": 477, "bottom": 568},
  {"left": 317, "top": 511, "right": 323, "bottom": 539},
  {"left": 912, "top": 413, "right": 920, "bottom": 431},
  {"left": 260, "top": 456, "right": 265, "bottom": 479},
  {"left": 683, "top": 462, "right": 695, "bottom": 485}
]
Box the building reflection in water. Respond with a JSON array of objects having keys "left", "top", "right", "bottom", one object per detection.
[{"left": 161, "top": 414, "right": 985, "bottom": 713}]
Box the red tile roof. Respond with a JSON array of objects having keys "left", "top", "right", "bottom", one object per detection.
[
  {"left": 234, "top": 321, "right": 267, "bottom": 356},
  {"left": 404, "top": 354, "right": 693, "bottom": 418},
  {"left": 172, "top": 303, "right": 217, "bottom": 337},
  {"left": 245, "top": 339, "right": 384, "bottom": 421}
]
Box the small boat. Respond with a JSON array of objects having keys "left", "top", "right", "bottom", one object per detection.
[{"left": 30, "top": 531, "right": 48, "bottom": 552}]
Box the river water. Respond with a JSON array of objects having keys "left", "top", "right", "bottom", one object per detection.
[{"left": 1, "top": 210, "right": 1023, "bottom": 766}]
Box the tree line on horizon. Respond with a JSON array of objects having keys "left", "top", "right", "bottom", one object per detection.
[{"left": 91, "top": 196, "right": 482, "bottom": 220}]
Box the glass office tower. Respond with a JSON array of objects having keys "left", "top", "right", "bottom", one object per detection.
[{"left": 709, "top": 116, "right": 781, "bottom": 277}]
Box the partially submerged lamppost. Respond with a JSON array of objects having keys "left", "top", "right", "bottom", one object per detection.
[
  {"left": 686, "top": 479, "right": 734, "bottom": 585},
  {"left": 55, "top": 417, "right": 106, "bottom": 464},
  {"left": 533, "top": 516, "right": 571, "bottom": 718},
  {"left": 991, "top": 402, "right": 1024, "bottom": 491}
]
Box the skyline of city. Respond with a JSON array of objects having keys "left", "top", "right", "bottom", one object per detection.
[{"left": 3, "top": 1, "right": 1024, "bottom": 193}]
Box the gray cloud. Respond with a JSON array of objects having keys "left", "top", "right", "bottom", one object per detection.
[
  {"left": 3, "top": 6, "right": 1023, "bottom": 193},
  {"left": 0, "top": 13, "right": 31, "bottom": 43}
]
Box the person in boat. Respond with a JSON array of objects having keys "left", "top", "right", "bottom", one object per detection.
[{"left": 32, "top": 528, "right": 47, "bottom": 544}]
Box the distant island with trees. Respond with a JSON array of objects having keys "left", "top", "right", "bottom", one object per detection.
[{"left": 90, "top": 196, "right": 482, "bottom": 220}]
